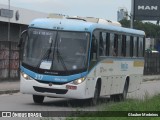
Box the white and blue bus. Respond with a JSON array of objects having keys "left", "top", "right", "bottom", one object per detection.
[{"left": 19, "top": 17, "right": 145, "bottom": 105}]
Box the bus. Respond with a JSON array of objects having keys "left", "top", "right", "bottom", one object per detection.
[{"left": 19, "top": 17, "right": 145, "bottom": 105}]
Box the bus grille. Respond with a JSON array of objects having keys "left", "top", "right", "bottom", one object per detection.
[
  {"left": 33, "top": 86, "right": 68, "bottom": 94},
  {"left": 35, "top": 80, "right": 69, "bottom": 85}
]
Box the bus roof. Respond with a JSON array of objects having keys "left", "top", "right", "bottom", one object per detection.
[{"left": 29, "top": 18, "right": 145, "bottom": 36}]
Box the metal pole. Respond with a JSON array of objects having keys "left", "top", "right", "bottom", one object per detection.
[
  {"left": 130, "top": 0, "right": 134, "bottom": 28},
  {"left": 8, "top": 0, "right": 10, "bottom": 41},
  {"left": 8, "top": 0, "right": 11, "bottom": 79}
]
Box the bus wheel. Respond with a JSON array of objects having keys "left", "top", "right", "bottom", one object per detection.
[
  {"left": 120, "top": 80, "right": 129, "bottom": 100},
  {"left": 110, "top": 81, "right": 129, "bottom": 101},
  {"left": 33, "top": 95, "right": 44, "bottom": 104},
  {"left": 90, "top": 83, "right": 100, "bottom": 105}
]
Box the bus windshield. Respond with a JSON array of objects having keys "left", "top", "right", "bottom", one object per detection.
[{"left": 22, "top": 28, "right": 90, "bottom": 74}]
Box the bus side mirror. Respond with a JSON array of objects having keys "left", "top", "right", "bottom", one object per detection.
[{"left": 17, "top": 30, "right": 27, "bottom": 48}]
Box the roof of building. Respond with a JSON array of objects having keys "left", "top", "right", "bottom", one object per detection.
[{"left": 0, "top": 4, "right": 48, "bottom": 25}]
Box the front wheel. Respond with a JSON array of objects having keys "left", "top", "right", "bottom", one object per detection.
[
  {"left": 90, "top": 83, "right": 100, "bottom": 105},
  {"left": 33, "top": 95, "right": 44, "bottom": 104}
]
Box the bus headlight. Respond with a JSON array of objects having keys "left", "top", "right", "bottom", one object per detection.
[
  {"left": 72, "top": 77, "right": 85, "bottom": 85},
  {"left": 21, "top": 72, "right": 32, "bottom": 80}
]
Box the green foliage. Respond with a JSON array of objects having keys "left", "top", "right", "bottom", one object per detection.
[
  {"left": 66, "top": 94, "right": 160, "bottom": 120},
  {"left": 119, "top": 19, "right": 160, "bottom": 38}
]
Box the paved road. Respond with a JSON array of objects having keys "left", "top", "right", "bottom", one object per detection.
[
  {"left": 127, "top": 80, "right": 160, "bottom": 99},
  {"left": 0, "top": 80, "right": 160, "bottom": 119},
  {"left": 0, "top": 93, "right": 103, "bottom": 111}
]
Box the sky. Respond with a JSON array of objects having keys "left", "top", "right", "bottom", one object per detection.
[{"left": 0, "top": 0, "right": 131, "bottom": 21}]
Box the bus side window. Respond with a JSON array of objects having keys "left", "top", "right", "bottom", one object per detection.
[
  {"left": 130, "top": 36, "right": 133, "bottom": 57},
  {"left": 99, "top": 32, "right": 105, "bottom": 56},
  {"left": 138, "top": 37, "right": 144, "bottom": 57},
  {"left": 109, "top": 33, "right": 115, "bottom": 56},
  {"left": 126, "top": 36, "right": 130, "bottom": 57},
  {"left": 114, "top": 34, "right": 118, "bottom": 56},
  {"left": 117, "top": 34, "right": 122, "bottom": 56},
  {"left": 106, "top": 33, "right": 110, "bottom": 56},
  {"left": 91, "top": 35, "right": 97, "bottom": 61},
  {"left": 133, "top": 36, "right": 138, "bottom": 57},
  {"left": 122, "top": 35, "right": 126, "bottom": 57}
]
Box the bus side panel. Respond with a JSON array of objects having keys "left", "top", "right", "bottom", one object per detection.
[
  {"left": 128, "top": 74, "right": 142, "bottom": 93},
  {"left": 109, "top": 75, "right": 126, "bottom": 95},
  {"left": 128, "top": 60, "right": 144, "bottom": 93},
  {"left": 85, "top": 68, "right": 98, "bottom": 98},
  {"left": 100, "top": 76, "right": 112, "bottom": 96}
]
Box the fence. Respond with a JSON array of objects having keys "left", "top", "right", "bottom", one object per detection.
[
  {"left": 144, "top": 52, "right": 160, "bottom": 75},
  {"left": 0, "top": 41, "right": 20, "bottom": 80}
]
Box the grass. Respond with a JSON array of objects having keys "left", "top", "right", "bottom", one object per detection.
[{"left": 66, "top": 94, "right": 160, "bottom": 120}]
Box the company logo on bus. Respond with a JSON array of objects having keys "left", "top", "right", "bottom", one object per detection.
[{"left": 121, "top": 63, "right": 128, "bottom": 71}]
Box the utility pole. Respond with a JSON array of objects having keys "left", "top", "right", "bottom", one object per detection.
[
  {"left": 130, "top": 0, "right": 134, "bottom": 28},
  {"left": 8, "top": 0, "right": 11, "bottom": 79},
  {"left": 8, "top": 0, "right": 10, "bottom": 41}
]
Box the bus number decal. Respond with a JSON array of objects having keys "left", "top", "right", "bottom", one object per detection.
[{"left": 35, "top": 74, "right": 43, "bottom": 80}]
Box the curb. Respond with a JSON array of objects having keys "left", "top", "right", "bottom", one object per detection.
[
  {"left": 0, "top": 89, "right": 20, "bottom": 95},
  {"left": 143, "top": 75, "right": 160, "bottom": 82}
]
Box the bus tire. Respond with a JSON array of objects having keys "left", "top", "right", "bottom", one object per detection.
[
  {"left": 33, "top": 95, "right": 44, "bottom": 104},
  {"left": 110, "top": 80, "right": 129, "bottom": 101},
  {"left": 120, "top": 80, "right": 129, "bottom": 100},
  {"left": 90, "top": 82, "right": 100, "bottom": 105}
]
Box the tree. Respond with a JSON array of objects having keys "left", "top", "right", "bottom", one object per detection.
[{"left": 119, "top": 19, "right": 160, "bottom": 38}]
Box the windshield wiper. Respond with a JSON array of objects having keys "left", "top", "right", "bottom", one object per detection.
[
  {"left": 52, "top": 33, "right": 68, "bottom": 72},
  {"left": 56, "top": 48, "right": 68, "bottom": 71},
  {"left": 36, "top": 38, "right": 53, "bottom": 68}
]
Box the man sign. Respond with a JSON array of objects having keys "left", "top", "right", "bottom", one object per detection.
[{"left": 134, "top": 0, "right": 160, "bottom": 20}]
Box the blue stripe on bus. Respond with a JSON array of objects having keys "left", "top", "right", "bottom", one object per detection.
[{"left": 20, "top": 66, "right": 88, "bottom": 83}]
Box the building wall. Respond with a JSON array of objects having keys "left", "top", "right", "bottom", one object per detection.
[
  {"left": 0, "top": 21, "right": 27, "bottom": 42},
  {"left": 0, "top": 4, "right": 48, "bottom": 25},
  {"left": 0, "top": 4, "right": 49, "bottom": 80},
  {"left": 0, "top": 4, "right": 48, "bottom": 42}
]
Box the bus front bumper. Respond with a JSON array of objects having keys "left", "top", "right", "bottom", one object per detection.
[{"left": 20, "top": 76, "right": 88, "bottom": 99}]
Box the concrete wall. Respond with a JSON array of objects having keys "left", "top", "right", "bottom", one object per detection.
[{"left": 0, "top": 21, "right": 27, "bottom": 42}]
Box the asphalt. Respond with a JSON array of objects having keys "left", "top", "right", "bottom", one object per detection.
[
  {"left": 0, "top": 75, "right": 160, "bottom": 95},
  {"left": 0, "top": 80, "right": 20, "bottom": 95}
]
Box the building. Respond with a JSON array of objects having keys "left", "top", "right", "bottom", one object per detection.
[
  {"left": 0, "top": 4, "right": 48, "bottom": 42},
  {"left": 117, "top": 7, "right": 128, "bottom": 21},
  {"left": 0, "top": 4, "right": 48, "bottom": 80}
]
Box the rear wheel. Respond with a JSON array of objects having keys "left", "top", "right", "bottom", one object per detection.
[
  {"left": 110, "top": 81, "right": 129, "bottom": 101},
  {"left": 33, "top": 95, "right": 44, "bottom": 104},
  {"left": 120, "top": 80, "right": 129, "bottom": 100}
]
